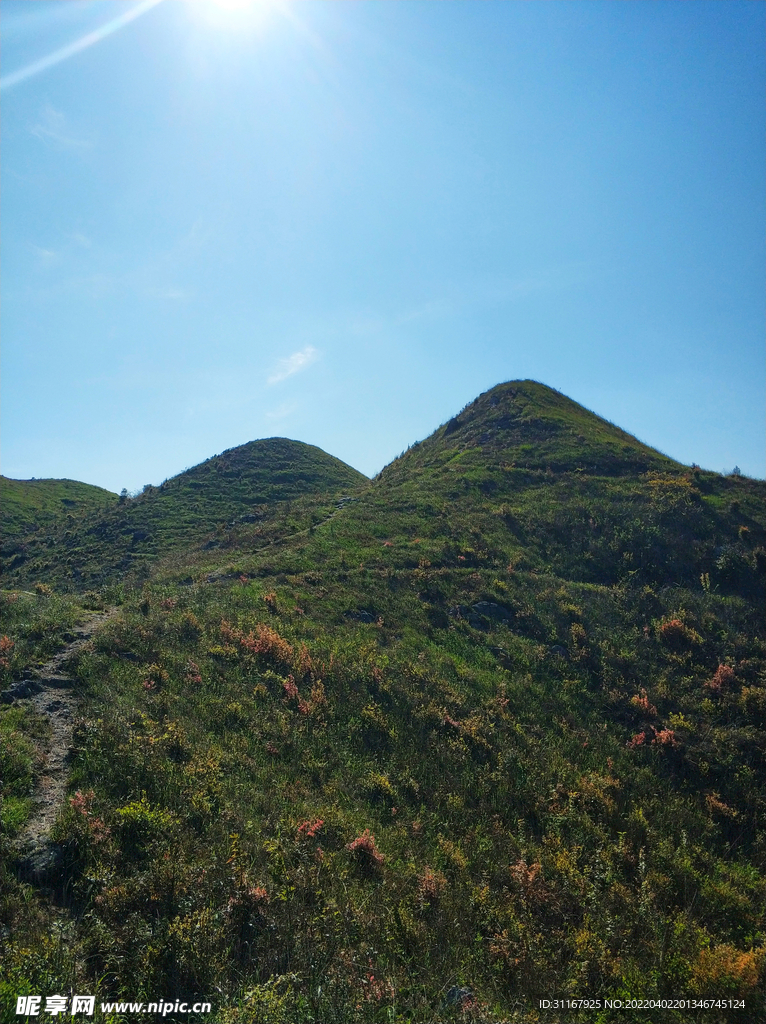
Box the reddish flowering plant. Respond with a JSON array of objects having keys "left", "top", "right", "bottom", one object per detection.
[
  {"left": 221, "top": 620, "right": 294, "bottom": 667},
  {"left": 652, "top": 728, "right": 678, "bottom": 748},
  {"left": 627, "top": 726, "right": 678, "bottom": 749},
  {"left": 659, "top": 617, "right": 699, "bottom": 646},
  {"left": 0, "top": 634, "right": 13, "bottom": 670},
  {"left": 297, "top": 818, "right": 324, "bottom": 840},
  {"left": 630, "top": 689, "right": 657, "bottom": 717},
  {"left": 417, "top": 866, "right": 447, "bottom": 905},
  {"left": 346, "top": 829, "right": 384, "bottom": 869},
  {"left": 70, "top": 789, "right": 95, "bottom": 816},
  {"left": 706, "top": 664, "right": 735, "bottom": 692},
  {"left": 226, "top": 884, "right": 269, "bottom": 917},
  {"left": 282, "top": 675, "right": 299, "bottom": 701},
  {"left": 69, "top": 789, "right": 111, "bottom": 843},
  {"left": 185, "top": 660, "right": 202, "bottom": 684}
]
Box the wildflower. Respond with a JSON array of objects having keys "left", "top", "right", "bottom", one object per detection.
[
  {"left": 706, "top": 664, "right": 735, "bottom": 692},
  {"left": 0, "top": 634, "right": 13, "bottom": 669},
  {"left": 418, "top": 866, "right": 447, "bottom": 905},
  {"left": 652, "top": 728, "right": 678, "bottom": 748},
  {"left": 659, "top": 618, "right": 700, "bottom": 646},
  {"left": 346, "top": 829, "right": 384, "bottom": 869},
  {"left": 70, "top": 790, "right": 95, "bottom": 816},
  {"left": 282, "top": 675, "right": 299, "bottom": 701},
  {"left": 185, "top": 660, "right": 202, "bottom": 684},
  {"left": 297, "top": 818, "right": 324, "bottom": 840},
  {"left": 630, "top": 689, "right": 658, "bottom": 717}
]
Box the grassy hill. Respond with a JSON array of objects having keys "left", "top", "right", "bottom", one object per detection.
[
  {"left": 2, "top": 382, "right": 764, "bottom": 1023},
  {"left": 1, "top": 438, "right": 368, "bottom": 591},
  {"left": 0, "top": 476, "right": 117, "bottom": 540}
]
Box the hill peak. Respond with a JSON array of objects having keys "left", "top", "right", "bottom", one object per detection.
[{"left": 385, "top": 379, "right": 680, "bottom": 478}]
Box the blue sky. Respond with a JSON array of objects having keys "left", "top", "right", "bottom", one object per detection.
[{"left": 2, "top": 0, "right": 763, "bottom": 492}]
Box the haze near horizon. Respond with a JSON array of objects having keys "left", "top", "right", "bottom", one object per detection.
[{"left": 2, "top": 0, "right": 764, "bottom": 491}]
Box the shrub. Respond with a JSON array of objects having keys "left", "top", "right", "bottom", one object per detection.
[
  {"left": 346, "top": 829, "right": 384, "bottom": 870},
  {"left": 706, "top": 664, "right": 735, "bottom": 693},
  {"left": 0, "top": 635, "right": 14, "bottom": 671},
  {"left": 690, "top": 944, "right": 764, "bottom": 996},
  {"left": 658, "top": 618, "right": 700, "bottom": 647},
  {"left": 417, "top": 866, "right": 447, "bottom": 906},
  {"left": 630, "top": 689, "right": 657, "bottom": 717},
  {"left": 179, "top": 611, "right": 202, "bottom": 642}
]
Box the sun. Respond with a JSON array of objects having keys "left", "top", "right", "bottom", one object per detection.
[
  {"left": 208, "top": 0, "right": 255, "bottom": 10},
  {"left": 191, "top": 0, "right": 278, "bottom": 31}
]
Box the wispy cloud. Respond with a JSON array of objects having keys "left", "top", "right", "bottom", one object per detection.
[
  {"left": 268, "top": 345, "right": 319, "bottom": 385},
  {"left": 29, "top": 104, "right": 92, "bottom": 148},
  {"left": 31, "top": 244, "right": 60, "bottom": 267}
]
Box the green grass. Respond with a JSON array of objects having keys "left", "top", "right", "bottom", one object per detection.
[
  {"left": 1, "top": 382, "right": 764, "bottom": 1023},
  {"left": 2, "top": 438, "right": 368, "bottom": 592},
  {"left": 0, "top": 477, "right": 117, "bottom": 541}
]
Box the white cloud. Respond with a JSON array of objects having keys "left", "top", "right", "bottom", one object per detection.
[
  {"left": 29, "top": 104, "right": 92, "bottom": 148},
  {"left": 267, "top": 345, "right": 319, "bottom": 385},
  {"left": 31, "top": 244, "right": 59, "bottom": 267}
]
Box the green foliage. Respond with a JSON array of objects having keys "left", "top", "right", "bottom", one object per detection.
[
  {"left": 2, "top": 438, "right": 367, "bottom": 592},
  {"left": 0, "top": 476, "right": 117, "bottom": 540},
  {"left": 2, "top": 382, "right": 764, "bottom": 1023}
]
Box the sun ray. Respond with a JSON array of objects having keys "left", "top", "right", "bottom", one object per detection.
[{"left": 0, "top": 0, "right": 166, "bottom": 92}]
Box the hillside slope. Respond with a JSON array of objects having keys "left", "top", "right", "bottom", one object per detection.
[
  {"left": 0, "top": 476, "right": 117, "bottom": 540},
  {"left": 2, "top": 382, "right": 765, "bottom": 1023},
  {"left": 2, "top": 438, "right": 368, "bottom": 590}
]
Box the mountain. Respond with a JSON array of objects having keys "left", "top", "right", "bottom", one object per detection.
[
  {"left": 0, "top": 476, "right": 117, "bottom": 540},
  {"left": 1, "top": 437, "right": 368, "bottom": 590},
  {"left": 2, "top": 382, "right": 765, "bottom": 1023}
]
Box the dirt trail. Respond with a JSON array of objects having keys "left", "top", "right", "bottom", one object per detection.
[{"left": 4, "top": 609, "right": 117, "bottom": 858}]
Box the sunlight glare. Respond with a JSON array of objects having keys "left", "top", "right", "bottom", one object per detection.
[{"left": 191, "top": 0, "right": 277, "bottom": 32}]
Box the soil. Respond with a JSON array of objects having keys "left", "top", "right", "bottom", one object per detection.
[{"left": 6, "top": 609, "right": 117, "bottom": 858}]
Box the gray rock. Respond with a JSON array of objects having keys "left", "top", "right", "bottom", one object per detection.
[
  {"left": 443, "top": 986, "right": 473, "bottom": 1007},
  {"left": 344, "top": 609, "right": 376, "bottom": 623},
  {"left": 1, "top": 679, "right": 42, "bottom": 703},
  {"left": 472, "top": 601, "right": 511, "bottom": 621},
  {"left": 17, "top": 843, "right": 65, "bottom": 884}
]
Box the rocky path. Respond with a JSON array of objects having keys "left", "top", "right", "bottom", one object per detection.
[{"left": 2, "top": 609, "right": 117, "bottom": 869}]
